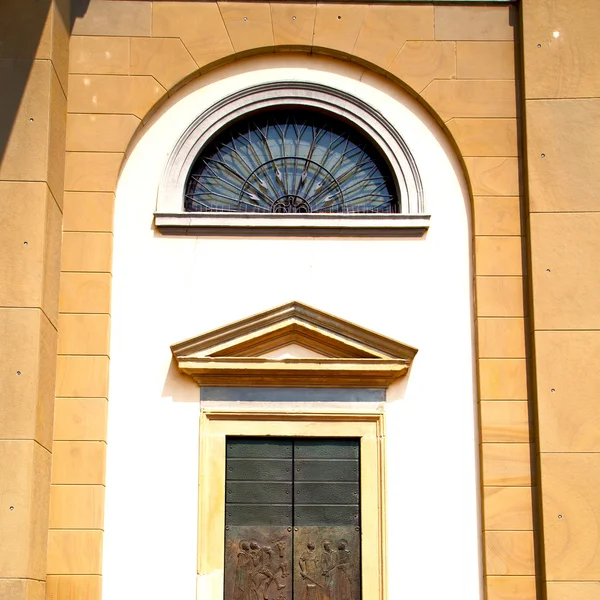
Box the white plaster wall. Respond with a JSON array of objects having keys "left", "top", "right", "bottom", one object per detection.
[{"left": 104, "top": 55, "right": 480, "bottom": 600}]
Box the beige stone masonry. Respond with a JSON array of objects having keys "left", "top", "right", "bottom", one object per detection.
[
  {"left": 388, "top": 41, "right": 455, "bottom": 94},
  {"left": 472, "top": 196, "right": 522, "bottom": 236},
  {"left": 530, "top": 213, "right": 600, "bottom": 330},
  {"left": 58, "top": 273, "right": 111, "bottom": 314},
  {"left": 69, "top": 36, "right": 129, "bottom": 75},
  {"left": 66, "top": 114, "right": 141, "bottom": 153},
  {"left": 478, "top": 359, "right": 528, "bottom": 401},
  {"left": 53, "top": 398, "right": 108, "bottom": 442},
  {"left": 49, "top": 485, "right": 105, "bottom": 529},
  {"left": 523, "top": 0, "right": 600, "bottom": 99},
  {"left": 50, "top": 442, "right": 106, "bottom": 485},
  {"left": 485, "top": 531, "right": 536, "bottom": 575},
  {"left": 446, "top": 119, "right": 518, "bottom": 157},
  {"left": 46, "top": 575, "right": 102, "bottom": 600},
  {"left": 55, "top": 356, "right": 109, "bottom": 398},
  {"left": 475, "top": 237, "right": 523, "bottom": 277},
  {"left": 1, "top": 2, "right": 68, "bottom": 595},
  {"left": 271, "top": 3, "right": 317, "bottom": 47},
  {"left": 522, "top": 9, "right": 600, "bottom": 590},
  {"left": 62, "top": 192, "right": 114, "bottom": 233},
  {"left": 0, "top": 309, "right": 57, "bottom": 450},
  {"left": 313, "top": 4, "right": 368, "bottom": 55},
  {"left": 477, "top": 318, "right": 527, "bottom": 359},
  {"left": 422, "top": 80, "right": 517, "bottom": 120},
  {"left": 0, "top": 579, "right": 45, "bottom": 600},
  {"left": 0, "top": 441, "right": 51, "bottom": 579},
  {"left": 527, "top": 98, "right": 600, "bottom": 213},
  {"left": 47, "top": 530, "right": 103, "bottom": 575},
  {"left": 435, "top": 5, "right": 516, "bottom": 41},
  {"left": 535, "top": 331, "right": 600, "bottom": 453},
  {"left": 71, "top": 0, "right": 151, "bottom": 37},
  {"left": 0, "top": 183, "right": 62, "bottom": 324},
  {"left": 547, "top": 582, "right": 600, "bottom": 600},
  {"left": 64, "top": 152, "right": 123, "bottom": 193},
  {"left": 476, "top": 277, "right": 525, "bottom": 318},
  {"left": 480, "top": 401, "right": 530, "bottom": 443},
  {"left": 464, "top": 157, "right": 520, "bottom": 196},
  {"left": 0, "top": 61, "right": 56, "bottom": 185},
  {"left": 457, "top": 41, "right": 516, "bottom": 79},
  {"left": 219, "top": 2, "right": 274, "bottom": 53},
  {"left": 60, "top": 232, "right": 112, "bottom": 273},
  {"left": 486, "top": 576, "right": 537, "bottom": 600},
  {"left": 57, "top": 314, "right": 110, "bottom": 356},
  {"left": 481, "top": 444, "right": 533, "bottom": 487},
  {"left": 541, "top": 453, "right": 600, "bottom": 580},
  {"left": 67, "top": 75, "right": 165, "bottom": 118},
  {"left": 483, "top": 487, "right": 534, "bottom": 530},
  {"left": 130, "top": 37, "right": 198, "bottom": 90},
  {"left": 352, "top": 5, "right": 434, "bottom": 68},
  {"left": 152, "top": 2, "right": 234, "bottom": 67},
  {"left": 49, "top": 4, "right": 535, "bottom": 598}
]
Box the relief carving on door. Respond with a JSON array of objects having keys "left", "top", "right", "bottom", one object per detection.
[
  {"left": 225, "top": 527, "right": 292, "bottom": 600},
  {"left": 225, "top": 527, "right": 359, "bottom": 600},
  {"left": 295, "top": 527, "right": 360, "bottom": 600}
]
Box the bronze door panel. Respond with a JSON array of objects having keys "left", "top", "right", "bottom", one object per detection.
[
  {"left": 224, "top": 437, "right": 361, "bottom": 600},
  {"left": 225, "top": 526, "right": 293, "bottom": 600},
  {"left": 294, "top": 527, "right": 360, "bottom": 600}
]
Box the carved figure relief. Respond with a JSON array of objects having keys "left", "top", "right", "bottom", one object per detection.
[
  {"left": 226, "top": 528, "right": 359, "bottom": 600},
  {"left": 226, "top": 528, "right": 292, "bottom": 600},
  {"left": 294, "top": 528, "right": 359, "bottom": 600}
]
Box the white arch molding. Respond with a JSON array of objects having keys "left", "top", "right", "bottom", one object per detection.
[{"left": 155, "top": 81, "right": 428, "bottom": 235}]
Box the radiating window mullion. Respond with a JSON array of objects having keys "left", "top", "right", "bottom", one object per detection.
[{"left": 185, "top": 109, "right": 397, "bottom": 214}]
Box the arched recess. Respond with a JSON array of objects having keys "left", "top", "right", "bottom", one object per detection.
[
  {"left": 102, "top": 53, "right": 486, "bottom": 600},
  {"left": 119, "top": 45, "right": 487, "bottom": 209}
]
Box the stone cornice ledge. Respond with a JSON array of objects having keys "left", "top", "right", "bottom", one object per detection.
[
  {"left": 172, "top": 301, "right": 418, "bottom": 388},
  {"left": 177, "top": 357, "right": 409, "bottom": 388},
  {"left": 155, "top": 213, "right": 430, "bottom": 237}
]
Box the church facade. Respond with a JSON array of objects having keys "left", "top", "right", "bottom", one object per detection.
[{"left": 0, "top": 1, "right": 598, "bottom": 600}]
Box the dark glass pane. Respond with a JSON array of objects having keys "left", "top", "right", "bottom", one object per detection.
[
  {"left": 201, "top": 387, "right": 385, "bottom": 402},
  {"left": 186, "top": 109, "right": 397, "bottom": 214}
]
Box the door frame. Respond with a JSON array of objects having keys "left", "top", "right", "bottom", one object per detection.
[{"left": 197, "top": 408, "right": 386, "bottom": 600}]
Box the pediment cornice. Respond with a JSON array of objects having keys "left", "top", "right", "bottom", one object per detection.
[{"left": 172, "top": 302, "right": 417, "bottom": 388}]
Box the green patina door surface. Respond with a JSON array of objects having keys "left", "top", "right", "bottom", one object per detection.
[{"left": 224, "top": 437, "right": 361, "bottom": 600}]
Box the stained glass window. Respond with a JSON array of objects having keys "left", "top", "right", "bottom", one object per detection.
[{"left": 185, "top": 109, "right": 397, "bottom": 214}]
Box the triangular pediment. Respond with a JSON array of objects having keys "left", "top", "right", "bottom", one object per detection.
[{"left": 172, "top": 302, "right": 417, "bottom": 388}]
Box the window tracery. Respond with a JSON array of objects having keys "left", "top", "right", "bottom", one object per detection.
[
  {"left": 155, "top": 81, "right": 427, "bottom": 234},
  {"left": 185, "top": 110, "right": 397, "bottom": 215}
]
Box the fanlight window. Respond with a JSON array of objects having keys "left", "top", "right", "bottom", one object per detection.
[{"left": 185, "top": 109, "right": 397, "bottom": 215}]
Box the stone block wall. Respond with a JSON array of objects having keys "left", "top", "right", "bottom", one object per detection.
[
  {"left": 37, "top": 2, "right": 536, "bottom": 599},
  {"left": 522, "top": 1, "right": 600, "bottom": 598},
  {"left": 0, "top": 1, "right": 69, "bottom": 600}
]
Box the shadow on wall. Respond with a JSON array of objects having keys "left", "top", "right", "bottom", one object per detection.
[
  {"left": 0, "top": 0, "right": 89, "bottom": 167},
  {"left": 161, "top": 357, "right": 201, "bottom": 404}
]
